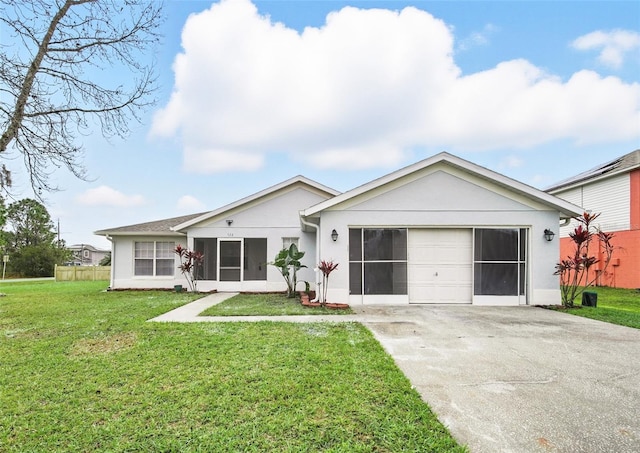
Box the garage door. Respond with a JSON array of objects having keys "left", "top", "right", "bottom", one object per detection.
[{"left": 408, "top": 229, "right": 472, "bottom": 304}]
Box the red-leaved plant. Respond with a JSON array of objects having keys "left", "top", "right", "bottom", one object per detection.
[
  {"left": 554, "top": 212, "right": 614, "bottom": 307},
  {"left": 318, "top": 259, "right": 339, "bottom": 305},
  {"left": 175, "top": 245, "right": 204, "bottom": 293}
]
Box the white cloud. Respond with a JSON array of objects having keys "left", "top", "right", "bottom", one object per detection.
[
  {"left": 76, "top": 186, "right": 145, "bottom": 207},
  {"left": 151, "top": 0, "right": 640, "bottom": 174},
  {"left": 458, "top": 23, "right": 498, "bottom": 51},
  {"left": 176, "top": 195, "right": 205, "bottom": 212},
  {"left": 501, "top": 155, "right": 524, "bottom": 169},
  {"left": 571, "top": 29, "right": 640, "bottom": 69},
  {"left": 182, "top": 147, "right": 264, "bottom": 173}
]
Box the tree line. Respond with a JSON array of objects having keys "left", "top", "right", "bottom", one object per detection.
[{"left": 0, "top": 198, "right": 69, "bottom": 277}]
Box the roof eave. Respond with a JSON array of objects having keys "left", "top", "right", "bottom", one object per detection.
[
  {"left": 175, "top": 175, "right": 340, "bottom": 230},
  {"left": 94, "top": 231, "right": 187, "bottom": 237},
  {"left": 547, "top": 164, "right": 640, "bottom": 193},
  {"left": 302, "top": 152, "right": 583, "bottom": 218}
]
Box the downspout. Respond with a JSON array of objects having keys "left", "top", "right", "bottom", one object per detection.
[
  {"left": 560, "top": 218, "right": 571, "bottom": 227},
  {"left": 105, "top": 235, "right": 114, "bottom": 290},
  {"left": 300, "top": 216, "right": 321, "bottom": 302}
]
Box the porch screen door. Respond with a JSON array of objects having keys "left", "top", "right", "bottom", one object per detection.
[{"left": 219, "top": 240, "right": 241, "bottom": 281}]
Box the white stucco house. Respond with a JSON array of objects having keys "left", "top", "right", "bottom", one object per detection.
[{"left": 95, "top": 152, "right": 583, "bottom": 306}]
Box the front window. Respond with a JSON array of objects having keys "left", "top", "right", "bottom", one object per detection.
[
  {"left": 134, "top": 241, "right": 175, "bottom": 276},
  {"left": 349, "top": 228, "right": 407, "bottom": 295}
]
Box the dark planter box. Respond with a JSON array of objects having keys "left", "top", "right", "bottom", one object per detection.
[{"left": 582, "top": 291, "right": 597, "bottom": 307}]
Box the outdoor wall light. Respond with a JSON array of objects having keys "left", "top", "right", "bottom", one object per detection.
[
  {"left": 226, "top": 219, "right": 233, "bottom": 226},
  {"left": 331, "top": 229, "right": 339, "bottom": 242},
  {"left": 543, "top": 229, "right": 555, "bottom": 242}
]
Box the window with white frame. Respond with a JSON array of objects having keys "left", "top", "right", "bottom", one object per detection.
[
  {"left": 134, "top": 241, "right": 175, "bottom": 276},
  {"left": 282, "top": 237, "right": 299, "bottom": 250}
]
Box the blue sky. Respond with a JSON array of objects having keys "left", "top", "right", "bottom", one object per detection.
[{"left": 18, "top": 0, "right": 640, "bottom": 249}]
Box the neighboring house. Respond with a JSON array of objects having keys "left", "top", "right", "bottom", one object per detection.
[
  {"left": 546, "top": 150, "right": 640, "bottom": 289},
  {"left": 95, "top": 152, "right": 582, "bottom": 306},
  {"left": 66, "top": 244, "right": 110, "bottom": 266}
]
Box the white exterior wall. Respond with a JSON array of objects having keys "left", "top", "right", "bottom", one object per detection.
[
  {"left": 184, "top": 186, "right": 326, "bottom": 293},
  {"left": 320, "top": 210, "right": 560, "bottom": 306},
  {"left": 108, "top": 186, "right": 329, "bottom": 292},
  {"left": 314, "top": 169, "right": 562, "bottom": 306},
  {"left": 110, "top": 235, "right": 187, "bottom": 289},
  {"left": 554, "top": 173, "right": 630, "bottom": 236}
]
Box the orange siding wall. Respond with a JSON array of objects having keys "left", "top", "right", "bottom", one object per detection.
[
  {"left": 559, "top": 168, "right": 640, "bottom": 289},
  {"left": 559, "top": 231, "right": 640, "bottom": 289}
]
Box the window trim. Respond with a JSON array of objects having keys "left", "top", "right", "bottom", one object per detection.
[
  {"left": 133, "top": 241, "right": 176, "bottom": 278},
  {"left": 282, "top": 237, "right": 299, "bottom": 250}
]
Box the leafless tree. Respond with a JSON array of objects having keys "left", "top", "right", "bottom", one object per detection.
[{"left": 0, "top": 0, "right": 163, "bottom": 195}]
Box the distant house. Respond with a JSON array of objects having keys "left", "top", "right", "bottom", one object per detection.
[
  {"left": 546, "top": 150, "right": 640, "bottom": 289},
  {"left": 95, "top": 152, "right": 582, "bottom": 306},
  {"left": 66, "top": 244, "right": 110, "bottom": 266}
]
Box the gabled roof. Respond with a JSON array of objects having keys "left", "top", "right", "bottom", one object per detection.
[
  {"left": 171, "top": 175, "right": 340, "bottom": 231},
  {"left": 68, "top": 244, "right": 109, "bottom": 252},
  {"left": 546, "top": 149, "right": 640, "bottom": 193},
  {"left": 95, "top": 212, "right": 207, "bottom": 237},
  {"left": 302, "top": 151, "right": 583, "bottom": 219},
  {"left": 94, "top": 176, "right": 338, "bottom": 237}
]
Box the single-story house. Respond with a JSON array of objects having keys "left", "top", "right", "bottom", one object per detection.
[{"left": 95, "top": 152, "right": 583, "bottom": 306}]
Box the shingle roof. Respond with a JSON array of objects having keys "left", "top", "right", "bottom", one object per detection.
[
  {"left": 94, "top": 212, "right": 208, "bottom": 236},
  {"left": 546, "top": 149, "right": 640, "bottom": 193},
  {"left": 94, "top": 175, "right": 339, "bottom": 237},
  {"left": 68, "top": 244, "right": 109, "bottom": 252}
]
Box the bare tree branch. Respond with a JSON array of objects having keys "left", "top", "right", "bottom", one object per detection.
[{"left": 0, "top": 0, "right": 164, "bottom": 196}]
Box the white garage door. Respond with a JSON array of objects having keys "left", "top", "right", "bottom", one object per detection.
[{"left": 408, "top": 229, "right": 472, "bottom": 304}]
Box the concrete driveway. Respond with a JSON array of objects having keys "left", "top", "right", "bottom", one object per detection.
[
  {"left": 358, "top": 305, "right": 640, "bottom": 453},
  {"left": 153, "top": 295, "right": 640, "bottom": 452}
]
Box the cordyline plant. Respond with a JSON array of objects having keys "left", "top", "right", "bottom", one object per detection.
[
  {"left": 268, "top": 244, "right": 306, "bottom": 298},
  {"left": 318, "top": 259, "right": 339, "bottom": 305},
  {"left": 554, "top": 212, "right": 614, "bottom": 307},
  {"left": 175, "top": 245, "right": 204, "bottom": 293}
]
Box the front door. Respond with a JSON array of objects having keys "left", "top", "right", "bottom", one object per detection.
[{"left": 218, "top": 239, "right": 241, "bottom": 281}]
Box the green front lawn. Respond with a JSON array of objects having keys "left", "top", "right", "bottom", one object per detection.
[
  {"left": 564, "top": 286, "right": 640, "bottom": 329},
  {"left": 200, "top": 292, "right": 353, "bottom": 316},
  {"left": 0, "top": 281, "right": 464, "bottom": 452}
]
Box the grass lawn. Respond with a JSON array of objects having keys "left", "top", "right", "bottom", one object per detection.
[
  {"left": 200, "top": 292, "right": 354, "bottom": 316},
  {"left": 0, "top": 280, "right": 464, "bottom": 452},
  {"left": 563, "top": 286, "right": 640, "bottom": 329}
]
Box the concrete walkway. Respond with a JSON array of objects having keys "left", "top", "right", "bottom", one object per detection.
[
  {"left": 149, "top": 292, "right": 239, "bottom": 322},
  {"left": 149, "top": 292, "right": 371, "bottom": 323},
  {"left": 148, "top": 293, "right": 640, "bottom": 453}
]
